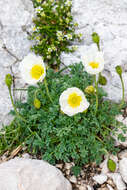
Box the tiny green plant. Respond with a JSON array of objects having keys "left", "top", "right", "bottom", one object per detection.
[{"left": 30, "top": 0, "right": 81, "bottom": 68}]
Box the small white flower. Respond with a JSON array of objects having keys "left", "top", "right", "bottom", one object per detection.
[
  {"left": 56, "top": 31, "right": 63, "bottom": 37},
  {"left": 82, "top": 48, "right": 104, "bottom": 75},
  {"left": 66, "top": 18, "right": 70, "bottom": 24},
  {"left": 35, "top": 6, "right": 43, "bottom": 13},
  {"left": 40, "top": 12, "right": 45, "bottom": 17},
  {"left": 67, "top": 12, "right": 71, "bottom": 17},
  {"left": 58, "top": 36, "right": 63, "bottom": 41},
  {"left": 51, "top": 45, "right": 57, "bottom": 51},
  {"left": 43, "top": 2, "right": 48, "bottom": 6},
  {"left": 48, "top": 48, "right": 52, "bottom": 53},
  {"left": 72, "top": 45, "right": 78, "bottom": 51},
  {"left": 47, "top": 55, "right": 51, "bottom": 59},
  {"left": 74, "top": 23, "right": 78, "bottom": 27},
  {"left": 77, "top": 33, "right": 83, "bottom": 39},
  {"left": 65, "top": 0, "right": 72, "bottom": 6},
  {"left": 35, "top": 36, "right": 40, "bottom": 41},
  {"left": 36, "top": 0, "right": 42, "bottom": 3},
  {"left": 59, "top": 87, "right": 90, "bottom": 116},
  {"left": 32, "top": 26, "right": 36, "bottom": 32},
  {"left": 66, "top": 33, "right": 72, "bottom": 40},
  {"left": 19, "top": 53, "right": 46, "bottom": 85}
]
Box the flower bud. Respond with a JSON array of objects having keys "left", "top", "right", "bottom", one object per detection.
[
  {"left": 34, "top": 98, "right": 41, "bottom": 109},
  {"left": 5, "top": 74, "right": 13, "bottom": 88},
  {"left": 83, "top": 108, "right": 88, "bottom": 113},
  {"left": 60, "top": 110, "right": 64, "bottom": 114},
  {"left": 85, "top": 85, "right": 95, "bottom": 94},
  {"left": 92, "top": 32, "right": 100, "bottom": 44},
  {"left": 98, "top": 74, "right": 107, "bottom": 86},
  {"left": 115, "top": 65, "right": 122, "bottom": 76}
]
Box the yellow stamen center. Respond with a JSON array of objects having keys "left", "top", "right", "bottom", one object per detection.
[
  {"left": 68, "top": 92, "right": 82, "bottom": 108},
  {"left": 30, "top": 64, "right": 44, "bottom": 80},
  {"left": 89, "top": 62, "right": 99, "bottom": 69}
]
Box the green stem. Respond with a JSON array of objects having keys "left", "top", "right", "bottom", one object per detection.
[
  {"left": 94, "top": 75, "right": 98, "bottom": 114},
  {"left": 34, "top": 89, "right": 40, "bottom": 99},
  {"left": 95, "top": 135, "right": 105, "bottom": 145},
  {"left": 13, "top": 88, "right": 28, "bottom": 91},
  {"left": 101, "top": 148, "right": 109, "bottom": 156},
  {"left": 120, "top": 75, "right": 125, "bottom": 107},
  {"left": 44, "top": 78, "right": 53, "bottom": 103},
  {"left": 102, "top": 125, "right": 112, "bottom": 132},
  {"left": 97, "top": 42, "right": 100, "bottom": 51},
  {"left": 8, "top": 87, "right": 41, "bottom": 141},
  {"left": 9, "top": 87, "right": 26, "bottom": 123}
]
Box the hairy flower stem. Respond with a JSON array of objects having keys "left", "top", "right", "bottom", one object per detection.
[
  {"left": 101, "top": 148, "right": 109, "bottom": 156},
  {"left": 97, "top": 43, "right": 100, "bottom": 51},
  {"left": 120, "top": 75, "right": 125, "bottom": 107},
  {"left": 9, "top": 87, "right": 26, "bottom": 123},
  {"left": 8, "top": 87, "right": 41, "bottom": 141},
  {"left": 94, "top": 75, "right": 98, "bottom": 114},
  {"left": 95, "top": 135, "right": 105, "bottom": 145},
  {"left": 13, "top": 88, "right": 28, "bottom": 91},
  {"left": 44, "top": 78, "right": 53, "bottom": 103},
  {"left": 102, "top": 125, "right": 112, "bottom": 132}
]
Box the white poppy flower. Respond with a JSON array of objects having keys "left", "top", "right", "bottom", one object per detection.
[
  {"left": 59, "top": 87, "right": 90, "bottom": 116},
  {"left": 19, "top": 53, "right": 46, "bottom": 85},
  {"left": 82, "top": 48, "right": 104, "bottom": 75}
]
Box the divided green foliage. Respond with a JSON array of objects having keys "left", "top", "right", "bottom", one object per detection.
[
  {"left": 0, "top": 63, "right": 124, "bottom": 166},
  {"left": 30, "top": 0, "right": 81, "bottom": 67}
]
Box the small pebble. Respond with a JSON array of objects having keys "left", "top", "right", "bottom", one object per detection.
[
  {"left": 79, "top": 185, "right": 87, "bottom": 190},
  {"left": 107, "top": 179, "right": 114, "bottom": 187},
  {"left": 93, "top": 174, "right": 107, "bottom": 184},
  {"left": 55, "top": 163, "right": 63, "bottom": 169},
  {"left": 65, "top": 169, "right": 70, "bottom": 176},
  {"left": 65, "top": 162, "right": 73, "bottom": 170},
  {"left": 69, "top": 175, "right": 77, "bottom": 184},
  {"left": 107, "top": 184, "right": 114, "bottom": 190},
  {"left": 22, "top": 153, "right": 30, "bottom": 159}
]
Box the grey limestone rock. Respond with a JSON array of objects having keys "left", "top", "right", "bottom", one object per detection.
[{"left": 0, "top": 158, "right": 72, "bottom": 190}]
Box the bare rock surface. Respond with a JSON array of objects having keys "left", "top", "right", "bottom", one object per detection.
[
  {"left": 107, "top": 173, "right": 126, "bottom": 190},
  {"left": 119, "top": 158, "right": 127, "bottom": 184},
  {"left": 0, "top": 158, "right": 72, "bottom": 190},
  {"left": 0, "top": 0, "right": 34, "bottom": 127}
]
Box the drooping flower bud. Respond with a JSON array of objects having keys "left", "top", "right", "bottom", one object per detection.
[
  {"left": 5, "top": 74, "right": 13, "bottom": 89},
  {"left": 92, "top": 32, "right": 100, "bottom": 45},
  {"left": 98, "top": 74, "right": 107, "bottom": 86},
  {"left": 34, "top": 98, "right": 41, "bottom": 109},
  {"left": 115, "top": 65, "right": 122, "bottom": 76},
  {"left": 85, "top": 85, "right": 95, "bottom": 94}
]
